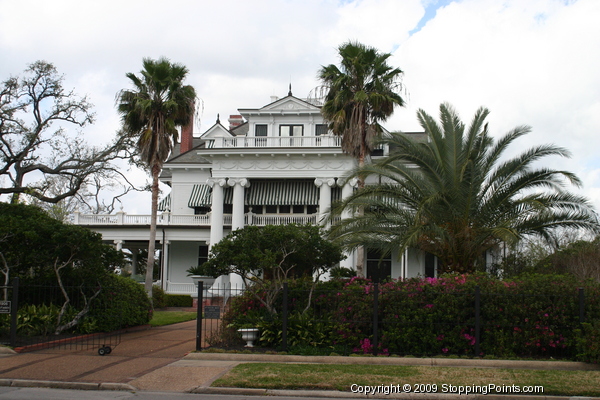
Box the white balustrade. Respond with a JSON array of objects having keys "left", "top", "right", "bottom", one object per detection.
[
  {"left": 208, "top": 135, "right": 341, "bottom": 148},
  {"left": 74, "top": 212, "right": 317, "bottom": 227}
]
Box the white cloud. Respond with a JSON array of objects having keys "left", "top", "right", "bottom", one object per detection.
[{"left": 1, "top": 0, "right": 599, "bottom": 215}]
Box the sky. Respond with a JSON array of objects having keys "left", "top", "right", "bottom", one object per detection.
[{"left": 1, "top": 0, "right": 599, "bottom": 215}]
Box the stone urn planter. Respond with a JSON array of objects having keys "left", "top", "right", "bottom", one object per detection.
[
  {"left": 238, "top": 328, "right": 260, "bottom": 347},
  {"left": 190, "top": 275, "right": 215, "bottom": 291}
]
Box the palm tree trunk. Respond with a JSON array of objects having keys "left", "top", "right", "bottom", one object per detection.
[
  {"left": 355, "top": 141, "right": 367, "bottom": 278},
  {"left": 145, "top": 164, "right": 160, "bottom": 300}
]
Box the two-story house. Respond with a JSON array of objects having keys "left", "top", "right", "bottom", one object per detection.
[{"left": 73, "top": 91, "right": 436, "bottom": 294}]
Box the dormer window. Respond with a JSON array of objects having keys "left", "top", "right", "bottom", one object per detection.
[
  {"left": 315, "top": 124, "right": 328, "bottom": 136},
  {"left": 255, "top": 124, "right": 267, "bottom": 137},
  {"left": 279, "top": 125, "right": 303, "bottom": 137}
]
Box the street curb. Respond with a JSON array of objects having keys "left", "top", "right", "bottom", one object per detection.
[
  {"left": 184, "top": 353, "right": 600, "bottom": 371},
  {"left": 190, "top": 387, "right": 596, "bottom": 400},
  {"left": 0, "top": 378, "right": 136, "bottom": 392}
]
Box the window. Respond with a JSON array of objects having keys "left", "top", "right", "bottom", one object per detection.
[
  {"left": 307, "top": 205, "right": 318, "bottom": 214},
  {"left": 255, "top": 124, "right": 267, "bottom": 136},
  {"left": 315, "top": 124, "right": 328, "bottom": 136},
  {"left": 198, "top": 245, "right": 209, "bottom": 267},
  {"left": 194, "top": 207, "right": 210, "bottom": 215},
  {"left": 279, "top": 125, "right": 303, "bottom": 136},
  {"left": 255, "top": 124, "right": 267, "bottom": 146},
  {"left": 279, "top": 205, "right": 291, "bottom": 214},
  {"left": 292, "top": 205, "right": 304, "bottom": 214},
  {"left": 223, "top": 204, "right": 233, "bottom": 214},
  {"left": 265, "top": 205, "right": 278, "bottom": 214},
  {"left": 366, "top": 249, "right": 392, "bottom": 283},
  {"left": 425, "top": 253, "right": 436, "bottom": 278},
  {"left": 280, "top": 125, "right": 303, "bottom": 146},
  {"left": 250, "top": 205, "right": 263, "bottom": 214}
]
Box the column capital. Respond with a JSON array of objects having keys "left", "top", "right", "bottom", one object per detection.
[
  {"left": 314, "top": 177, "right": 336, "bottom": 187},
  {"left": 207, "top": 178, "right": 228, "bottom": 188},
  {"left": 227, "top": 178, "right": 250, "bottom": 188},
  {"left": 340, "top": 177, "right": 358, "bottom": 188}
]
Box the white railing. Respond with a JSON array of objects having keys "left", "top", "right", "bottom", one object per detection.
[
  {"left": 74, "top": 212, "right": 318, "bottom": 227},
  {"left": 165, "top": 281, "right": 197, "bottom": 295},
  {"left": 247, "top": 214, "right": 317, "bottom": 226},
  {"left": 74, "top": 212, "right": 210, "bottom": 226},
  {"left": 207, "top": 135, "right": 341, "bottom": 148}
]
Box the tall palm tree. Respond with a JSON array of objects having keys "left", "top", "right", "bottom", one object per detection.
[
  {"left": 329, "top": 103, "right": 600, "bottom": 274},
  {"left": 318, "top": 41, "right": 405, "bottom": 276},
  {"left": 116, "top": 57, "right": 196, "bottom": 297}
]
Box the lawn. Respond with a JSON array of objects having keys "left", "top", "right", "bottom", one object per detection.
[
  {"left": 212, "top": 363, "right": 600, "bottom": 397},
  {"left": 150, "top": 310, "right": 197, "bottom": 327}
]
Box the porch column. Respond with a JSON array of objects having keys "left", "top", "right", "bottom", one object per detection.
[
  {"left": 113, "top": 240, "right": 123, "bottom": 251},
  {"left": 228, "top": 178, "right": 249, "bottom": 231},
  {"left": 160, "top": 239, "right": 170, "bottom": 292},
  {"left": 208, "top": 178, "right": 228, "bottom": 250},
  {"left": 226, "top": 178, "right": 249, "bottom": 292},
  {"left": 340, "top": 178, "right": 358, "bottom": 270},
  {"left": 314, "top": 178, "right": 335, "bottom": 227}
]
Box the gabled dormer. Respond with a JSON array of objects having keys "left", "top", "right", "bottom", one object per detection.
[{"left": 238, "top": 91, "right": 329, "bottom": 143}]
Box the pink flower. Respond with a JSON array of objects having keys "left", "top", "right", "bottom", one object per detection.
[
  {"left": 442, "top": 348, "right": 449, "bottom": 353},
  {"left": 424, "top": 304, "right": 434, "bottom": 309}
]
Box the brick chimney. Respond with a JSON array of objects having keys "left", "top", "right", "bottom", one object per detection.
[
  {"left": 180, "top": 114, "right": 194, "bottom": 154},
  {"left": 228, "top": 115, "right": 244, "bottom": 130}
]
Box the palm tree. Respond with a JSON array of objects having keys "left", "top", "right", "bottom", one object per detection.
[
  {"left": 329, "top": 103, "right": 600, "bottom": 274},
  {"left": 116, "top": 57, "right": 196, "bottom": 297},
  {"left": 317, "top": 41, "right": 405, "bottom": 276}
]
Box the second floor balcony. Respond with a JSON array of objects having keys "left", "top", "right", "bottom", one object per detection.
[
  {"left": 73, "top": 211, "right": 318, "bottom": 227},
  {"left": 206, "top": 135, "right": 342, "bottom": 149}
]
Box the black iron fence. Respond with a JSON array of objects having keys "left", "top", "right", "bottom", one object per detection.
[
  {"left": 0, "top": 278, "right": 122, "bottom": 355},
  {"left": 196, "top": 281, "right": 593, "bottom": 359}
]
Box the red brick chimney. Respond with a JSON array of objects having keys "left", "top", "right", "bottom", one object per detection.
[
  {"left": 180, "top": 114, "right": 194, "bottom": 154},
  {"left": 228, "top": 115, "right": 244, "bottom": 130}
]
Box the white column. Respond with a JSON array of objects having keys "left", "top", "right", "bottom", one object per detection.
[
  {"left": 339, "top": 178, "right": 358, "bottom": 270},
  {"left": 114, "top": 240, "right": 123, "bottom": 251},
  {"left": 132, "top": 249, "right": 138, "bottom": 276},
  {"left": 208, "top": 178, "right": 228, "bottom": 250},
  {"left": 160, "top": 240, "right": 170, "bottom": 292},
  {"left": 226, "top": 178, "right": 249, "bottom": 293},
  {"left": 314, "top": 178, "right": 335, "bottom": 227},
  {"left": 228, "top": 178, "right": 249, "bottom": 231}
]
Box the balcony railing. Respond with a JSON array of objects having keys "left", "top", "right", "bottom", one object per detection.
[
  {"left": 206, "top": 135, "right": 342, "bottom": 149},
  {"left": 73, "top": 212, "right": 317, "bottom": 227}
]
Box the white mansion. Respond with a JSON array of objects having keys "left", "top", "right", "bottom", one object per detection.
[{"left": 73, "top": 91, "right": 435, "bottom": 294}]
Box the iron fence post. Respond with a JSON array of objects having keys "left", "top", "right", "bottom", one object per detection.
[
  {"left": 579, "top": 288, "right": 585, "bottom": 324},
  {"left": 475, "top": 285, "right": 481, "bottom": 357},
  {"left": 282, "top": 282, "right": 288, "bottom": 352},
  {"left": 373, "top": 283, "right": 379, "bottom": 356},
  {"left": 196, "top": 281, "right": 204, "bottom": 351},
  {"left": 10, "top": 277, "right": 19, "bottom": 348}
]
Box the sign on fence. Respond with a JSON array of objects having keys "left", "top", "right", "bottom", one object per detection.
[
  {"left": 204, "top": 305, "right": 220, "bottom": 319},
  {"left": 0, "top": 301, "right": 10, "bottom": 314}
]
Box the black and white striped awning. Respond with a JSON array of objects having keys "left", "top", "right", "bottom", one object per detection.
[
  {"left": 188, "top": 184, "right": 212, "bottom": 208},
  {"left": 158, "top": 193, "right": 171, "bottom": 212},
  {"left": 248, "top": 180, "right": 318, "bottom": 206}
]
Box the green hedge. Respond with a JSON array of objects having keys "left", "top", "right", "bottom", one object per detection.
[
  {"left": 88, "top": 275, "right": 153, "bottom": 331},
  {"left": 223, "top": 274, "right": 600, "bottom": 360}
]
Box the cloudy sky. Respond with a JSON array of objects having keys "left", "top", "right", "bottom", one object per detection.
[{"left": 1, "top": 0, "right": 599, "bottom": 214}]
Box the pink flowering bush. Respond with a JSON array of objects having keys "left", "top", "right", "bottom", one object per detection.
[{"left": 220, "top": 273, "right": 600, "bottom": 359}]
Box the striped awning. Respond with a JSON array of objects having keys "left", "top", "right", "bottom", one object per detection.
[
  {"left": 248, "top": 180, "right": 318, "bottom": 206},
  {"left": 158, "top": 193, "right": 171, "bottom": 212},
  {"left": 188, "top": 184, "right": 212, "bottom": 208}
]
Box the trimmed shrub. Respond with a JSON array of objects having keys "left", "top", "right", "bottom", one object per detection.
[
  {"left": 165, "top": 294, "right": 193, "bottom": 308},
  {"left": 89, "top": 275, "right": 152, "bottom": 332},
  {"left": 152, "top": 286, "right": 167, "bottom": 308},
  {"left": 220, "top": 274, "right": 600, "bottom": 360}
]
